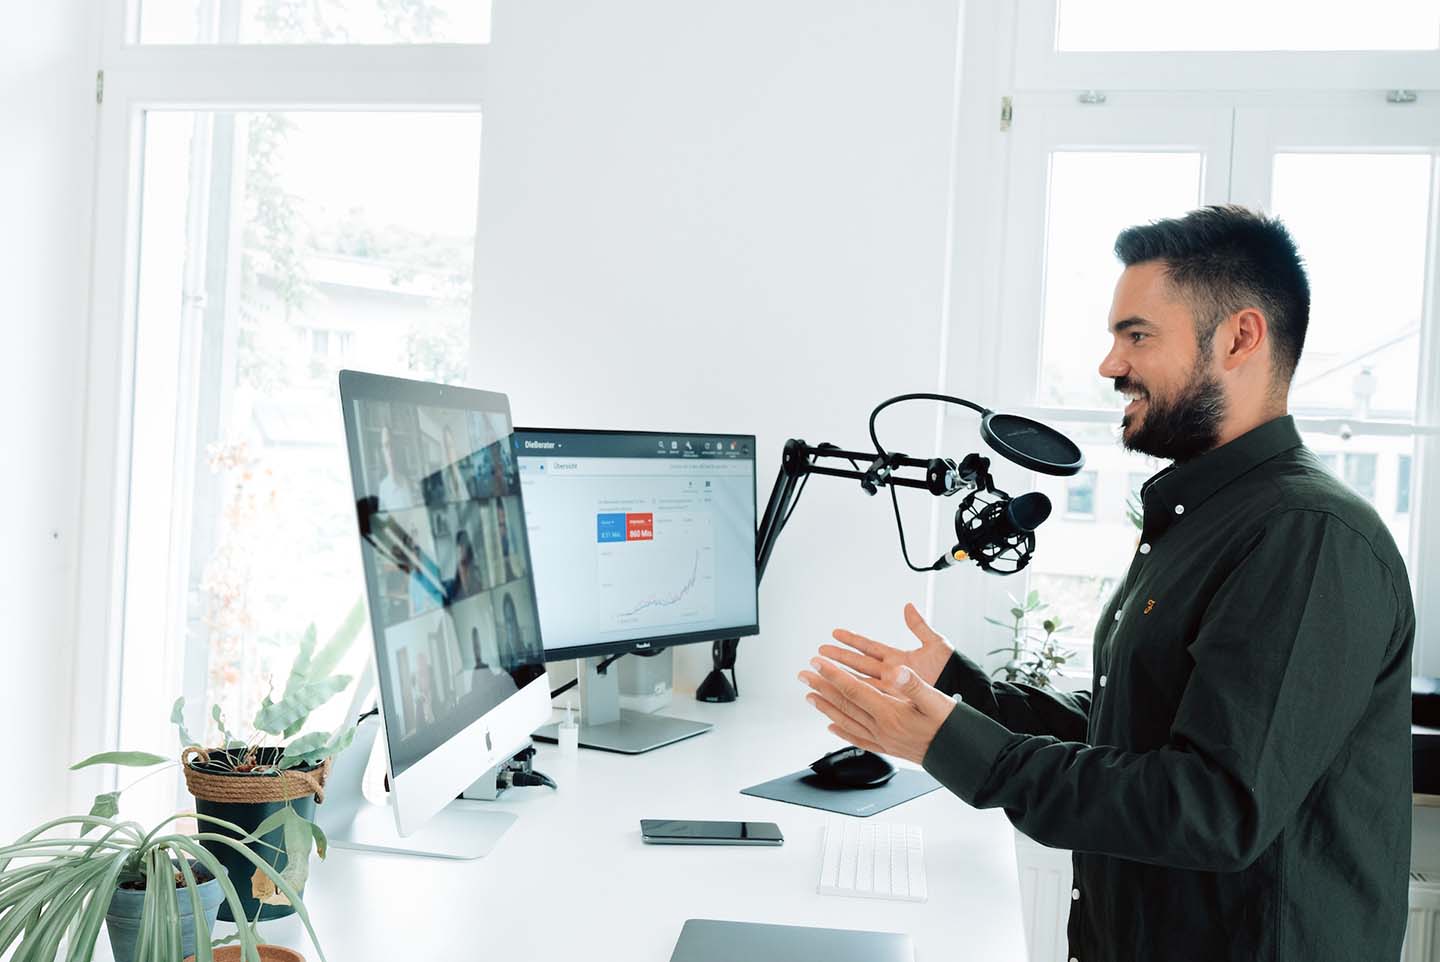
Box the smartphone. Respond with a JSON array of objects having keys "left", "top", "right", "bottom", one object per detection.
[{"left": 640, "top": 819, "right": 784, "bottom": 846}]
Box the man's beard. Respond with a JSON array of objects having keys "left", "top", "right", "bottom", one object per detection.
[{"left": 1117, "top": 364, "right": 1226, "bottom": 462}]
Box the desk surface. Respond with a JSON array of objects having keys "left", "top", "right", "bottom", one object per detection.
[{"left": 253, "top": 696, "right": 1026, "bottom": 961}]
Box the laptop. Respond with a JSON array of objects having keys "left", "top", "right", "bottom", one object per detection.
[{"left": 669, "top": 919, "right": 915, "bottom": 962}]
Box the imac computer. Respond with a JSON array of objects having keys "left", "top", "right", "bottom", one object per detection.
[
  {"left": 323, "top": 370, "right": 551, "bottom": 859},
  {"left": 514, "top": 427, "right": 758, "bottom": 753}
]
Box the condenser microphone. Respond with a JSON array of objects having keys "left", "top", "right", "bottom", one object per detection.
[{"left": 933, "top": 489, "right": 1052, "bottom": 575}]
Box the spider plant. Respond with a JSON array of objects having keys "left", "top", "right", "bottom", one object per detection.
[{"left": 0, "top": 809, "right": 326, "bottom": 962}]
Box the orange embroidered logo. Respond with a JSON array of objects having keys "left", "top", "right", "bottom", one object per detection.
[{"left": 1144, "top": 599, "right": 1156, "bottom": 615}]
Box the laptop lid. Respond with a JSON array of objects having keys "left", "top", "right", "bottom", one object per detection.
[{"left": 669, "top": 919, "right": 915, "bottom": 962}]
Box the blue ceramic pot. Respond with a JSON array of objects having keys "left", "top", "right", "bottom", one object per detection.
[{"left": 104, "top": 861, "right": 224, "bottom": 962}]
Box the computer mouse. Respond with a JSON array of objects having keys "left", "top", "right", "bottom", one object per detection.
[{"left": 809, "top": 747, "right": 896, "bottom": 789}]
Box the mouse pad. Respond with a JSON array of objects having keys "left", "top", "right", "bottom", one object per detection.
[{"left": 739, "top": 768, "right": 941, "bottom": 818}]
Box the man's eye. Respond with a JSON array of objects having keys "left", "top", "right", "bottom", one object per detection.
[{"left": 1129, "top": 332, "right": 1147, "bottom": 344}]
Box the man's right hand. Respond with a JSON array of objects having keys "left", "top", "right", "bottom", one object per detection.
[{"left": 821, "top": 602, "right": 955, "bottom": 690}]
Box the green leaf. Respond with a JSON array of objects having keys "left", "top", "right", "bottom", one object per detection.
[
  {"left": 253, "top": 676, "right": 350, "bottom": 736},
  {"left": 1026, "top": 589, "right": 1040, "bottom": 607},
  {"left": 307, "top": 818, "right": 328, "bottom": 861},
  {"left": 308, "top": 598, "right": 366, "bottom": 681},
  {"left": 281, "top": 732, "right": 330, "bottom": 759},
  {"left": 280, "top": 807, "right": 312, "bottom": 894},
  {"left": 172, "top": 697, "right": 195, "bottom": 749},
  {"left": 1009, "top": 607, "right": 1024, "bottom": 619},
  {"left": 212, "top": 704, "right": 238, "bottom": 747},
  {"left": 177, "top": 854, "right": 214, "bottom": 962},
  {"left": 983, "top": 616, "right": 1011, "bottom": 627},
  {"left": 69, "top": 751, "right": 169, "bottom": 771},
  {"left": 280, "top": 722, "right": 357, "bottom": 770},
  {"left": 284, "top": 624, "right": 319, "bottom": 701},
  {"left": 83, "top": 792, "right": 120, "bottom": 832}
]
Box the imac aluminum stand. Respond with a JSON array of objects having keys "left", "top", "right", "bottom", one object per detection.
[
  {"left": 318, "top": 671, "right": 516, "bottom": 860},
  {"left": 534, "top": 656, "right": 711, "bottom": 754}
]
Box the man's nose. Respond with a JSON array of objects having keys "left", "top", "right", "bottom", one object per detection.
[{"left": 1098, "top": 347, "right": 1127, "bottom": 380}]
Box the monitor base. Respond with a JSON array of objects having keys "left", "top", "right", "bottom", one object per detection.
[
  {"left": 318, "top": 707, "right": 516, "bottom": 860},
  {"left": 326, "top": 800, "right": 517, "bottom": 860},
  {"left": 534, "top": 710, "right": 712, "bottom": 754}
]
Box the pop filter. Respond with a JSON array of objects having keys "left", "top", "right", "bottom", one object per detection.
[{"left": 980, "top": 412, "right": 1085, "bottom": 476}]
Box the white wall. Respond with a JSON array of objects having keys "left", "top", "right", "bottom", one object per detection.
[
  {"left": 0, "top": 0, "right": 99, "bottom": 838},
  {"left": 473, "top": 0, "right": 968, "bottom": 703}
]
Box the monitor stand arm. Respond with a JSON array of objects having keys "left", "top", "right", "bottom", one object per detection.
[
  {"left": 316, "top": 662, "right": 517, "bottom": 860},
  {"left": 534, "top": 656, "right": 712, "bottom": 754},
  {"left": 696, "top": 439, "right": 976, "bottom": 702}
]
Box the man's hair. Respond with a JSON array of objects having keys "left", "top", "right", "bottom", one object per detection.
[{"left": 1114, "top": 205, "right": 1310, "bottom": 385}]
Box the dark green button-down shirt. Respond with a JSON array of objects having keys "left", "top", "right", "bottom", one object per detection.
[{"left": 922, "top": 415, "right": 1414, "bottom": 961}]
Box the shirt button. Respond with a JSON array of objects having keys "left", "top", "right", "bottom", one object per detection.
[
  {"left": 1099, "top": 675, "right": 1107, "bottom": 687},
  {"left": 1072, "top": 887, "right": 1080, "bottom": 900},
  {"left": 1139, "top": 543, "right": 1152, "bottom": 554},
  {"left": 1174, "top": 504, "right": 1185, "bottom": 515},
  {"left": 1113, "top": 610, "right": 1121, "bottom": 621}
]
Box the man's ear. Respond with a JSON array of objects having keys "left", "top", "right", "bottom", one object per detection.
[{"left": 1219, "top": 307, "right": 1267, "bottom": 372}]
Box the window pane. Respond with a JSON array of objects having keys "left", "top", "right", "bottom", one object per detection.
[
  {"left": 1039, "top": 152, "right": 1203, "bottom": 408},
  {"left": 1065, "top": 471, "right": 1097, "bottom": 518},
  {"left": 1057, "top": 0, "right": 1440, "bottom": 51},
  {"left": 1027, "top": 422, "right": 1166, "bottom": 671},
  {"left": 1304, "top": 432, "right": 1413, "bottom": 557},
  {"left": 138, "top": 0, "right": 491, "bottom": 43},
  {"left": 124, "top": 111, "right": 480, "bottom": 808},
  {"left": 1398, "top": 455, "right": 1413, "bottom": 515},
  {"left": 1271, "top": 154, "right": 1433, "bottom": 421}
]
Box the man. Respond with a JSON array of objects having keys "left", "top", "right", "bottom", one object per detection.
[{"left": 800, "top": 206, "right": 1414, "bottom": 961}]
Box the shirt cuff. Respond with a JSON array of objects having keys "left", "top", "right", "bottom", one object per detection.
[
  {"left": 935, "top": 650, "right": 997, "bottom": 706},
  {"left": 921, "top": 696, "right": 1020, "bottom": 805}
]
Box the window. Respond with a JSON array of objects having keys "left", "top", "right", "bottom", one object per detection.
[
  {"left": 1065, "top": 471, "right": 1097, "bottom": 519},
  {"left": 1270, "top": 153, "right": 1432, "bottom": 420},
  {"left": 1055, "top": 0, "right": 1440, "bottom": 52},
  {"left": 971, "top": 20, "right": 1440, "bottom": 675},
  {"left": 1343, "top": 453, "right": 1379, "bottom": 503},
  {"left": 79, "top": 7, "right": 491, "bottom": 818},
  {"left": 1040, "top": 152, "right": 1204, "bottom": 409},
  {"left": 1399, "top": 455, "right": 1413, "bottom": 515},
  {"left": 138, "top": 0, "right": 492, "bottom": 44}
]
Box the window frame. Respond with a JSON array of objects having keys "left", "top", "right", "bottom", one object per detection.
[
  {"left": 933, "top": 1, "right": 1440, "bottom": 683},
  {"left": 70, "top": 15, "right": 490, "bottom": 815},
  {"left": 1014, "top": 0, "right": 1440, "bottom": 92}
]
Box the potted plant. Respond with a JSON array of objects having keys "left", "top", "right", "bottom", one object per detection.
[
  {"left": 0, "top": 808, "right": 323, "bottom": 962},
  {"left": 986, "top": 589, "right": 1075, "bottom": 689},
  {"left": 78, "top": 605, "right": 363, "bottom": 924}
]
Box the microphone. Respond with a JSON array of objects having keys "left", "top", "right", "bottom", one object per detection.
[{"left": 933, "top": 489, "right": 1051, "bottom": 575}]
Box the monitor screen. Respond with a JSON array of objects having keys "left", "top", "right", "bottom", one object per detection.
[
  {"left": 340, "top": 372, "right": 546, "bottom": 778},
  {"left": 514, "top": 428, "right": 759, "bottom": 660}
]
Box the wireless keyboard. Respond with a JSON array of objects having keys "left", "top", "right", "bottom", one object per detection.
[{"left": 817, "top": 819, "right": 927, "bottom": 902}]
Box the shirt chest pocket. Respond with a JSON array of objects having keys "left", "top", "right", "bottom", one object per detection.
[{"left": 1105, "top": 587, "right": 1197, "bottom": 711}]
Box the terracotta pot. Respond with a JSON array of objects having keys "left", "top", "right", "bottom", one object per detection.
[{"left": 185, "top": 945, "right": 305, "bottom": 962}]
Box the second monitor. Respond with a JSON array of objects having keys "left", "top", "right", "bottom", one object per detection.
[{"left": 515, "top": 427, "right": 758, "bottom": 752}]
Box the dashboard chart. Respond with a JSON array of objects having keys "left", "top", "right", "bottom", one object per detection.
[
  {"left": 599, "top": 511, "right": 716, "bottom": 630},
  {"left": 515, "top": 434, "right": 758, "bottom": 656}
]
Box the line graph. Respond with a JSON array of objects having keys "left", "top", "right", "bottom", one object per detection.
[
  {"left": 598, "top": 511, "right": 715, "bottom": 630},
  {"left": 616, "top": 551, "right": 701, "bottom": 618}
]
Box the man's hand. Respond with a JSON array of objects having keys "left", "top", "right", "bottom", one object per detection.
[
  {"left": 798, "top": 656, "right": 956, "bottom": 766},
  {"left": 821, "top": 602, "right": 954, "bottom": 690}
]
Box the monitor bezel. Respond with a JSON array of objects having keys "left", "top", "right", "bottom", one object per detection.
[
  {"left": 513, "top": 425, "right": 760, "bottom": 663},
  {"left": 338, "top": 369, "right": 551, "bottom": 834}
]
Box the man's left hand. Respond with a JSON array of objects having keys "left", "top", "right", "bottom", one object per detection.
[{"left": 798, "top": 656, "right": 956, "bottom": 766}]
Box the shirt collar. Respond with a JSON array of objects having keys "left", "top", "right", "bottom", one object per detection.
[{"left": 1141, "top": 415, "right": 1303, "bottom": 533}]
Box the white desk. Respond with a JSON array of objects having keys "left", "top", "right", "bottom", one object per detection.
[{"left": 254, "top": 696, "right": 1026, "bottom": 961}]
